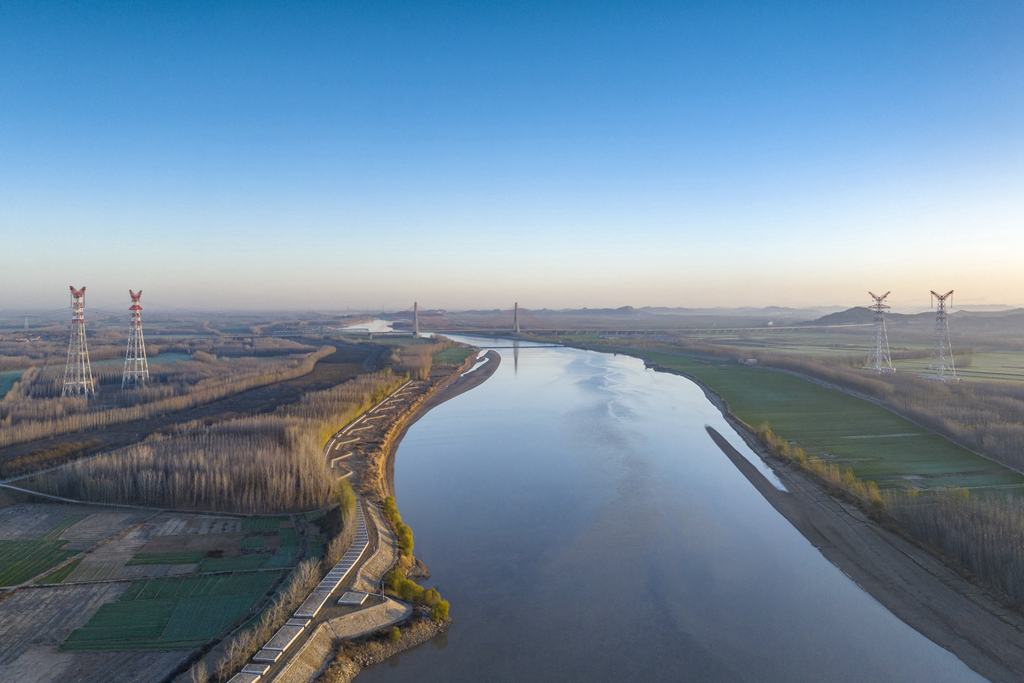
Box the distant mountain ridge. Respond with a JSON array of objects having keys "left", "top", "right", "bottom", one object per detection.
[{"left": 799, "top": 306, "right": 1024, "bottom": 334}]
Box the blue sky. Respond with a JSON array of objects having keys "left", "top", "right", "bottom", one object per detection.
[{"left": 1, "top": 1, "right": 1022, "bottom": 311}]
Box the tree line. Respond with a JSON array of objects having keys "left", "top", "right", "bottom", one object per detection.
[
  {"left": 0, "top": 347, "right": 335, "bottom": 448},
  {"left": 30, "top": 370, "right": 402, "bottom": 513}
]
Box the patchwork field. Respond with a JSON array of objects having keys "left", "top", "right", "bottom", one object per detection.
[
  {"left": 0, "top": 498, "right": 307, "bottom": 680},
  {"left": 0, "top": 540, "right": 79, "bottom": 586},
  {"left": 0, "top": 582, "right": 190, "bottom": 683},
  {"left": 606, "top": 348, "right": 1024, "bottom": 492},
  {"left": 893, "top": 352, "right": 1024, "bottom": 383},
  {"left": 61, "top": 571, "right": 280, "bottom": 650},
  {"left": 0, "top": 505, "right": 149, "bottom": 586}
]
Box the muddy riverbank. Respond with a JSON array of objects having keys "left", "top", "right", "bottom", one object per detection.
[{"left": 648, "top": 359, "right": 1024, "bottom": 683}]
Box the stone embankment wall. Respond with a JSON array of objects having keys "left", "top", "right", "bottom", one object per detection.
[{"left": 312, "top": 616, "right": 452, "bottom": 683}]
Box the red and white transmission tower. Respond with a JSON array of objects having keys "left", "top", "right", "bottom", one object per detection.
[
  {"left": 927, "top": 290, "right": 958, "bottom": 381},
  {"left": 863, "top": 291, "right": 894, "bottom": 373},
  {"left": 62, "top": 286, "right": 96, "bottom": 398},
  {"left": 122, "top": 290, "right": 150, "bottom": 388}
]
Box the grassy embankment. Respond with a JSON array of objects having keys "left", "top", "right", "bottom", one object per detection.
[
  {"left": 381, "top": 496, "right": 449, "bottom": 622},
  {"left": 597, "top": 345, "right": 1024, "bottom": 606},
  {"left": 598, "top": 347, "right": 1024, "bottom": 492},
  {"left": 431, "top": 347, "right": 476, "bottom": 366}
]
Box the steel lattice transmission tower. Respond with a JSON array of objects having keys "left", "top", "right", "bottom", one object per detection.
[
  {"left": 413, "top": 302, "right": 420, "bottom": 338},
  {"left": 513, "top": 302, "right": 520, "bottom": 336},
  {"left": 863, "top": 291, "right": 894, "bottom": 373},
  {"left": 122, "top": 290, "right": 150, "bottom": 388},
  {"left": 927, "top": 290, "right": 958, "bottom": 381},
  {"left": 62, "top": 286, "right": 95, "bottom": 398}
]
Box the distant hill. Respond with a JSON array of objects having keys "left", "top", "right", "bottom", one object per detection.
[
  {"left": 639, "top": 305, "right": 840, "bottom": 320},
  {"left": 796, "top": 307, "right": 876, "bottom": 326},
  {"left": 798, "top": 306, "right": 1024, "bottom": 335},
  {"left": 797, "top": 307, "right": 930, "bottom": 326},
  {"left": 952, "top": 307, "right": 1024, "bottom": 318}
]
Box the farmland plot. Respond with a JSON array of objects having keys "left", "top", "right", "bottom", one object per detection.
[
  {"left": 619, "top": 349, "right": 1024, "bottom": 492},
  {"left": 0, "top": 504, "right": 96, "bottom": 541},
  {"left": 0, "top": 540, "right": 78, "bottom": 586},
  {"left": 66, "top": 518, "right": 157, "bottom": 582},
  {"left": 0, "top": 582, "right": 185, "bottom": 683},
  {"left": 62, "top": 571, "right": 280, "bottom": 650}
]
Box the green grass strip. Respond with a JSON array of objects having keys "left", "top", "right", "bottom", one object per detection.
[
  {"left": 35, "top": 557, "right": 83, "bottom": 584},
  {"left": 126, "top": 552, "right": 205, "bottom": 566},
  {"left": 432, "top": 347, "right": 476, "bottom": 365}
]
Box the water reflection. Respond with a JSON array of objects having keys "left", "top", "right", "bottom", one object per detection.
[{"left": 357, "top": 340, "right": 986, "bottom": 683}]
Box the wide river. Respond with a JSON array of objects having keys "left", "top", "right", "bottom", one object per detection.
[{"left": 359, "top": 339, "right": 985, "bottom": 682}]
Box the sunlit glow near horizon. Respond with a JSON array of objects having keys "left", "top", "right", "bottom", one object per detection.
[{"left": 1, "top": 2, "right": 1021, "bottom": 311}]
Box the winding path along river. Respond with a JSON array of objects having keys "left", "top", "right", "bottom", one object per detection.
[{"left": 358, "top": 339, "right": 986, "bottom": 682}]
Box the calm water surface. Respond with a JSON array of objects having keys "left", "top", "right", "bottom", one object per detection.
[{"left": 359, "top": 340, "right": 985, "bottom": 683}]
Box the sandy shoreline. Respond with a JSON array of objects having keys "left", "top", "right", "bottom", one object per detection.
[{"left": 644, "top": 359, "right": 1024, "bottom": 682}]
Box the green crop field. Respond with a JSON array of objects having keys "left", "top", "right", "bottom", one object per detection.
[
  {"left": 61, "top": 571, "right": 280, "bottom": 650},
  {"left": 240, "top": 536, "right": 265, "bottom": 548},
  {"left": 432, "top": 347, "right": 476, "bottom": 365},
  {"left": 893, "top": 353, "right": 1024, "bottom": 383},
  {"left": 279, "top": 527, "right": 299, "bottom": 547},
  {"left": 266, "top": 551, "right": 296, "bottom": 569},
  {"left": 198, "top": 555, "right": 268, "bottom": 572},
  {"left": 603, "top": 347, "right": 1024, "bottom": 492},
  {"left": 35, "top": 557, "right": 83, "bottom": 584},
  {"left": 0, "top": 540, "right": 79, "bottom": 586},
  {"left": 126, "top": 552, "right": 206, "bottom": 566},
  {"left": 241, "top": 516, "right": 287, "bottom": 531}
]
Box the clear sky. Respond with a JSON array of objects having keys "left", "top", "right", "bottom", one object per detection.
[{"left": 1, "top": 1, "right": 1022, "bottom": 312}]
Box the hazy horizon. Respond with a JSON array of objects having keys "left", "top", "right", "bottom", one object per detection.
[
  {"left": 2, "top": 2, "right": 1021, "bottom": 311},
  {"left": 1, "top": 298, "right": 1018, "bottom": 322}
]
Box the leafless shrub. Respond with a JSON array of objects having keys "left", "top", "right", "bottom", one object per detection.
[
  {"left": 219, "top": 559, "right": 321, "bottom": 679},
  {"left": 189, "top": 661, "right": 210, "bottom": 683},
  {"left": 0, "top": 347, "right": 335, "bottom": 448},
  {"left": 388, "top": 337, "right": 456, "bottom": 380},
  {"left": 29, "top": 371, "right": 401, "bottom": 512},
  {"left": 886, "top": 490, "right": 1024, "bottom": 607}
]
